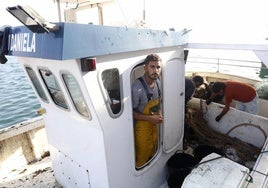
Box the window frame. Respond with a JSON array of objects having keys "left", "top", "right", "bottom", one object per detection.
[
  {"left": 24, "top": 65, "right": 49, "bottom": 103},
  {"left": 61, "top": 71, "right": 92, "bottom": 120},
  {"left": 99, "top": 68, "right": 123, "bottom": 117},
  {"left": 38, "top": 68, "right": 69, "bottom": 110}
]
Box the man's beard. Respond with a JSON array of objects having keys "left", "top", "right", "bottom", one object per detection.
[{"left": 149, "top": 73, "right": 159, "bottom": 80}]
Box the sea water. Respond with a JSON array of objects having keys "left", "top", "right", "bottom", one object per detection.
[{"left": 0, "top": 56, "right": 41, "bottom": 129}]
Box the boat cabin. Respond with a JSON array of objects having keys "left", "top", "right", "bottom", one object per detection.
[{"left": 1, "top": 10, "right": 188, "bottom": 186}]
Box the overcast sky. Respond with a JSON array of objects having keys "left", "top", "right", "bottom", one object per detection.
[{"left": 1, "top": 0, "right": 268, "bottom": 44}]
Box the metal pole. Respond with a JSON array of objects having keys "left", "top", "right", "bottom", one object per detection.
[
  {"left": 143, "top": 0, "right": 146, "bottom": 21},
  {"left": 56, "top": 0, "right": 62, "bottom": 22},
  {"left": 97, "top": 3, "right": 104, "bottom": 25}
]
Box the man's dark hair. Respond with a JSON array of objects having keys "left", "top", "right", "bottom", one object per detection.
[
  {"left": 193, "top": 75, "right": 204, "bottom": 84},
  {"left": 144, "top": 54, "right": 161, "bottom": 65},
  {"left": 212, "top": 82, "right": 226, "bottom": 93}
]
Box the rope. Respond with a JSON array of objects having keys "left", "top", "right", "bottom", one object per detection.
[
  {"left": 199, "top": 98, "right": 208, "bottom": 114},
  {"left": 198, "top": 98, "right": 267, "bottom": 148},
  {"left": 251, "top": 169, "right": 268, "bottom": 176},
  {"left": 194, "top": 156, "right": 223, "bottom": 168},
  {"left": 185, "top": 108, "right": 261, "bottom": 163},
  {"left": 260, "top": 150, "right": 268, "bottom": 154},
  {"left": 226, "top": 123, "right": 267, "bottom": 142},
  {"left": 114, "top": 0, "right": 129, "bottom": 26}
]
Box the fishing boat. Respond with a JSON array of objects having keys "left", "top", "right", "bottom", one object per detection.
[{"left": 1, "top": 2, "right": 268, "bottom": 188}]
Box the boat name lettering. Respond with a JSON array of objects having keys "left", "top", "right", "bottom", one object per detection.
[{"left": 9, "top": 33, "right": 36, "bottom": 53}]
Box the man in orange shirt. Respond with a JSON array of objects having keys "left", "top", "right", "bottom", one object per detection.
[{"left": 206, "top": 81, "right": 258, "bottom": 122}]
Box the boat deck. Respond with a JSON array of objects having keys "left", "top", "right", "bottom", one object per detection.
[{"left": 0, "top": 156, "right": 61, "bottom": 188}]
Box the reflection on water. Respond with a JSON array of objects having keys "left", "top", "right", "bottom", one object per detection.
[{"left": 0, "top": 57, "right": 41, "bottom": 129}]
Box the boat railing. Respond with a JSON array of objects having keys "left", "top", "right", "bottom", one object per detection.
[
  {"left": 186, "top": 56, "right": 262, "bottom": 80},
  {"left": 0, "top": 116, "right": 45, "bottom": 141}
]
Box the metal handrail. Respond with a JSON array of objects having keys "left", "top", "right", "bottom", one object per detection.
[{"left": 186, "top": 57, "right": 262, "bottom": 74}]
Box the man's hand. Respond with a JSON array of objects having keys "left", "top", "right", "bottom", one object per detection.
[
  {"left": 215, "top": 115, "right": 221, "bottom": 122},
  {"left": 206, "top": 98, "right": 212, "bottom": 105},
  {"left": 150, "top": 114, "right": 163, "bottom": 124}
]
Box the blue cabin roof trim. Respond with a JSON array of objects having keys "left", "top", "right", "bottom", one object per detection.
[{"left": 7, "top": 23, "right": 188, "bottom": 60}]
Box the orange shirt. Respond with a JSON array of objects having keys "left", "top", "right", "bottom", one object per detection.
[{"left": 224, "top": 81, "right": 256, "bottom": 104}]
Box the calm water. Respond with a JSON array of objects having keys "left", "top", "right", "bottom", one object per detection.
[{"left": 0, "top": 57, "right": 41, "bottom": 129}]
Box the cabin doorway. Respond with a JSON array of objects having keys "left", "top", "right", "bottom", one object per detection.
[
  {"left": 131, "top": 63, "right": 160, "bottom": 169},
  {"left": 130, "top": 51, "right": 185, "bottom": 168}
]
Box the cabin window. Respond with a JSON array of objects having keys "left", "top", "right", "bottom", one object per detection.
[
  {"left": 101, "top": 68, "right": 121, "bottom": 114},
  {"left": 39, "top": 69, "right": 69, "bottom": 109},
  {"left": 25, "top": 66, "right": 48, "bottom": 102},
  {"left": 62, "top": 73, "right": 90, "bottom": 118}
]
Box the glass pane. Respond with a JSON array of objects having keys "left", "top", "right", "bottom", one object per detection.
[
  {"left": 62, "top": 73, "right": 90, "bottom": 118},
  {"left": 101, "top": 68, "right": 121, "bottom": 114},
  {"left": 39, "top": 69, "right": 68, "bottom": 109},
  {"left": 25, "top": 66, "right": 48, "bottom": 102}
]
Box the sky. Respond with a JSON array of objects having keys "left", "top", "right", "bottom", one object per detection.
[{"left": 1, "top": 0, "right": 268, "bottom": 44}]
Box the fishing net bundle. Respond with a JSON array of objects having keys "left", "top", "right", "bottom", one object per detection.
[{"left": 184, "top": 108, "right": 261, "bottom": 167}]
